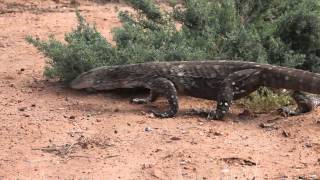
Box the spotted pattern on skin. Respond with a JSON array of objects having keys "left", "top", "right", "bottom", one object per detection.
[
  {"left": 210, "top": 73, "right": 217, "bottom": 78},
  {"left": 177, "top": 72, "right": 184, "bottom": 76},
  {"left": 285, "top": 76, "right": 290, "bottom": 80}
]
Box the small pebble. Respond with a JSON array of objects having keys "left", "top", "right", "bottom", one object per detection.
[
  {"left": 18, "top": 107, "right": 27, "bottom": 111},
  {"left": 213, "top": 132, "right": 223, "bottom": 136},
  {"left": 170, "top": 136, "right": 181, "bottom": 141},
  {"left": 148, "top": 113, "right": 155, "bottom": 118},
  {"left": 221, "top": 168, "right": 230, "bottom": 173},
  {"left": 144, "top": 127, "right": 152, "bottom": 132},
  {"left": 310, "top": 175, "right": 318, "bottom": 180},
  {"left": 282, "top": 130, "right": 290, "bottom": 137},
  {"left": 259, "top": 122, "right": 278, "bottom": 130},
  {"left": 305, "top": 143, "right": 313, "bottom": 148},
  {"left": 23, "top": 113, "right": 30, "bottom": 117}
]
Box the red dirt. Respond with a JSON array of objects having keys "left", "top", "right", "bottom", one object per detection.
[{"left": 0, "top": 0, "right": 320, "bottom": 179}]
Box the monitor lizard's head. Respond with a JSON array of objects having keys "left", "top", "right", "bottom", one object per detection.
[
  {"left": 70, "top": 69, "right": 97, "bottom": 89},
  {"left": 70, "top": 65, "right": 139, "bottom": 90}
]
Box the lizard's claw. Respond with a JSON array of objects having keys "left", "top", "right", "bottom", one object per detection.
[
  {"left": 151, "top": 110, "right": 172, "bottom": 118},
  {"left": 131, "top": 98, "right": 148, "bottom": 104},
  {"left": 186, "top": 109, "right": 222, "bottom": 120},
  {"left": 207, "top": 111, "right": 220, "bottom": 120}
]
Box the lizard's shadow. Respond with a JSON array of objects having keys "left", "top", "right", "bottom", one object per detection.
[{"left": 26, "top": 80, "right": 256, "bottom": 119}]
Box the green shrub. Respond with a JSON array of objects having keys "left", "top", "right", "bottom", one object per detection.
[
  {"left": 26, "top": 11, "right": 116, "bottom": 82},
  {"left": 238, "top": 87, "right": 294, "bottom": 113}
]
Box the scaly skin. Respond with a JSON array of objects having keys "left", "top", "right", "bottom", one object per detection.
[{"left": 70, "top": 60, "right": 320, "bottom": 120}]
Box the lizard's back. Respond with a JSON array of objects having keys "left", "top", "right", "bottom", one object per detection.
[{"left": 129, "top": 60, "right": 320, "bottom": 100}]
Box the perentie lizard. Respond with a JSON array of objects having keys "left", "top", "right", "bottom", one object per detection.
[{"left": 70, "top": 61, "right": 320, "bottom": 120}]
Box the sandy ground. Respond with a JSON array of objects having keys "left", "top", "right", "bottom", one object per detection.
[{"left": 0, "top": 0, "right": 320, "bottom": 179}]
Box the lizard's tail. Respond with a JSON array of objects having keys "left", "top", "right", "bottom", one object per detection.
[{"left": 262, "top": 66, "right": 320, "bottom": 94}]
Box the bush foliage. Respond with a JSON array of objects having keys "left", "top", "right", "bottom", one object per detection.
[
  {"left": 26, "top": 0, "right": 320, "bottom": 111},
  {"left": 27, "top": 0, "right": 320, "bottom": 82},
  {"left": 239, "top": 87, "right": 293, "bottom": 113}
]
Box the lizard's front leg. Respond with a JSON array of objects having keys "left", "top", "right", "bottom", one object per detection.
[
  {"left": 207, "top": 69, "right": 262, "bottom": 120},
  {"left": 207, "top": 85, "right": 233, "bottom": 120},
  {"left": 131, "top": 90, "right": 159, "bottom": 104},
  {"left": 146, "top": 78, "right": 179, "bottom": 118},
  {"left": 278, "top": 91, "right": 320, "bottom": 116}
]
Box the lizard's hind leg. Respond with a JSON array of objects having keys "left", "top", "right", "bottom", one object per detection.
[
  {"left": 188, "top": 69, "right": 262, "bottom": 120},
  {"left": 278, "top": 91, "right": 320, "bottom": 116},
  {"left": 131, "top": 90, "right": 159, "bottom": 104}
]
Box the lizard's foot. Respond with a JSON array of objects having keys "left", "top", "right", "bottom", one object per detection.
[
  {"left": 151, "top": 110, "right": 175, "bottom": 118},
  {"left": 207, "top": 110, "right": 225, "bottom": 120},
  {"left": 131, "top": 98, "right": 149, "bottom": 104},
  {"left": 277, "top": 107, "right": 300, "bottom": 117},
  {"left": 186, "top": 109, "right": 225, "bottom": 120},
  {"left": 278, "top": 91, "right": 319, "bottom": 117}
]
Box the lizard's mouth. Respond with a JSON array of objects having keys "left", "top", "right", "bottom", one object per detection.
[{"left": 70, "top": 76, "right": 95, "bottom": 89}]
